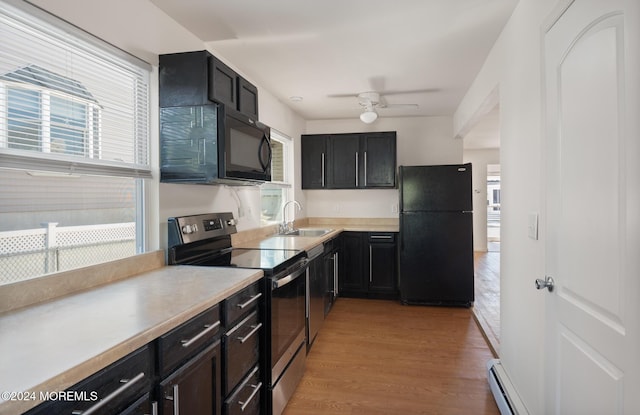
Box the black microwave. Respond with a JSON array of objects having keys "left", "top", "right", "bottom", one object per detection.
[{"left": 160, "top": 104, "right": 271, "bottom": 184}]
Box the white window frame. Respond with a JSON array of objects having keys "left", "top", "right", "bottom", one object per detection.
[
  {"left": 0, "top": 0, "right": 151, "bottom": 284},
  {"left": 260, "top": 129, "right": 293, "bottom": 226}
]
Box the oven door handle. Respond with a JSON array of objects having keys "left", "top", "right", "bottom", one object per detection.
[{"left": 272, "top": 265, "right": 307, "bottom": 289}]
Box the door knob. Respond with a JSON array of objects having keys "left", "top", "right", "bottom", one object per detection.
[{"left": 535, "top": 276, "right": 555, "bottom": 292}]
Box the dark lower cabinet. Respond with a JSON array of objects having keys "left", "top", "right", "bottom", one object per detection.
[
  {"left": 158, "top": 341, "right": 222, "bottom": 415},
  {"left": 339, "top": 232, "right": 398, "bottom": 299},
  {"left": 339, "top": 232, "right": 367, "bottom": 295},
  {"left": 224, "top": 366, "right": 261, "bottom": 415},
  {"left": 323, "top": 238, "right": 339, "bottom": 316},
  {"left": 120, "top": 392, "right": 155, "bottom": 415},
  {"left": 24, "top": 282, "right": 264, "bottom": 415},
  {"left": 368, "top": 233, "right": 399, "bottom": 294},
  {"left": 25, "top": 346, "right": 154, "bottom": 415},
  {"left": 307, "top": 251, "right": 325, "bottom": 350},
  {"left": 222, "top": 281, "right": 263, "bottom": 415},
  {"left": 157, "top": 305, "right": 223, "bottom": 415}
]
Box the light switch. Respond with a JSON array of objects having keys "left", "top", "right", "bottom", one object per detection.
[{"left": 528, "top": 212, "right": 539, "bottom": 240}]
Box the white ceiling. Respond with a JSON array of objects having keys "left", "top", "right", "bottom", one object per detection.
[
  {"left": 149, "top": 0, "right": 513, "bottom": 148},
  {"left": 28, "top": 0, "right": 511, "bottom": 149}
]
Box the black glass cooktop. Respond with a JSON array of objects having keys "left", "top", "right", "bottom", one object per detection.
[{"left": 194, "top": 248, "right": 304, "bottom": 271}]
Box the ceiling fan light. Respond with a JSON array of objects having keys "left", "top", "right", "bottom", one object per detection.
[{"left": 360, "top": 110, "right": 378, "bottom": 124}]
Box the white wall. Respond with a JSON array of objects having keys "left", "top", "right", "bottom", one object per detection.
[
  {"left": 463, "top": 148, "right": 500, "bottom": 252},
  {"left": 24, "top": 0, "right": 308, "bottom": 249},
  {"left": 304, "top": 116, "right": 462, "bottom": 218},
  {"left": 454, "top": 0, "right": 559, "bottom": 413}
]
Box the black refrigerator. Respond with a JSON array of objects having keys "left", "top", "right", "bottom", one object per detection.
[{"left": 398, "top": 164, "right": 474, "bottom": 306}]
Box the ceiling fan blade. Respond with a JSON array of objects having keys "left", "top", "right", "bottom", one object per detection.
[
  {"left": 328, "top": 88, "right": 439, "bottom": 99},
  {"left": 327, "top": 92, "right": 360, "bottom": 98},
  {"left": 379, "top": 103, "right": 420, "bottom": 109},
  {"left": 379, "top": 88, "right": 440, "bottom": 95}
]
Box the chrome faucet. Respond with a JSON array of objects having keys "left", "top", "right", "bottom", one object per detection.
[{"left": 280, "top": 200, "right": 302, "bottom": 234}]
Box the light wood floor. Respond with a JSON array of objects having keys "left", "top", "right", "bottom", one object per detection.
[
  {"left": 472, "top": 247, "right": 501, "bottom": 356},
  {"left": 283, "top": 298, "right": 500, "bottom": 415}
]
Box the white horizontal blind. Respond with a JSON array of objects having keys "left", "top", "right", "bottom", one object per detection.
[
  {"left": 0, "top": 0, "right": 151, "bottom": 177},
  {"left": 0, "top": 1, "right": 150, "bottom": 285},
  {"left": 261, "top": 129, "right": 292, "bottom": 224}
]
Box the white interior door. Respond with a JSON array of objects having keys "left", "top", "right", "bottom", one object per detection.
[{"left": 543, "top": 0, "right": 640, "bottom": 413}]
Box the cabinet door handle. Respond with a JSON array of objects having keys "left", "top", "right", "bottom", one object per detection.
[
  {"left": 237, "top": 323, "right": 263, "bottom": 344},
  {"left": 364, "top": 151, "right": 367, "bottom": 187},
  {"left": 165, "top": 384, "right": 180, "bottom": 415},
  {"left": 71, "top": 372, "right": 145, "bottom": 415},
  {"left": 334, "top": 252, "right": 339, "bottom": 297},
  {"left": 181, "top": 321, "right": 220, "bottom": 348},
  {"left": 236, "top": 292, "right": 262, "bottom": 309},
  {"left": 355, "top": 152, "right": 359, "bottom": 187},
  {"left": 369, "top": 245, "right": 373, "bottom": 283},
  {"left": 238, "top": 381, "right": 263, "bottom": 412},
  {"left": 321, "top": 153, "right": 325, "bottom": 188}
]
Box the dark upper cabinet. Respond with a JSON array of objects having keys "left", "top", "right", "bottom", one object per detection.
[
  {"left": 159, "top": 51, "right": 210, "bottom": 107},
  {"left": 362, "top": 132, "right": 397, "bottom": 188},
  {"left": 210, "top": 56, "right": 238, "bottom": 109},
  {"left": 301, "top": 132, "right": 396, "bottom": 189},
  {"left": 328, "top": 134, "right": 360, "bottom": 188},
  {"left": 159, "top": 50, "right": 259, "bottom": 119},
  {"left": 237, "top": 78, "right": 259, "bottom": 119},
  {"left": 301, "top": 134, "right": 327, "bottom": 189}
]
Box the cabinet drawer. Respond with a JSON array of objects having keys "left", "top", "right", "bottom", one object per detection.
[
  {"left": 223, "top": 281, "right": 262, "bottom": 327},
  {"left": 158, "top": 305, "right": 221, "bottom": 377},
  {"left": 223, "top": 366, "right": 261, "bottom": 415},
  {"left": 368, "top": 232, "right": 396, "bottom": 243},
  {"left": 223, "top": 310, "right": 262, "bottom": 396},
  {"left": 26, "top": 346, "right": 153, "bottom": 415}
]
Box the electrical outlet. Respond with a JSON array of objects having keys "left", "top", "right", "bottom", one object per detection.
[{"left": 391, "top": 203, "right": 398, "bottom": 213}]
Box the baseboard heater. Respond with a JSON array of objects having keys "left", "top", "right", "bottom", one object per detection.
[{"left": 487, "top": 359, "right": 529, "bottom": 415}]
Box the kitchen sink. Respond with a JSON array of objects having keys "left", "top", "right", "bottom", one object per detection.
[{"left": 280, "top": 228, "right": 333, "bottom": 237}]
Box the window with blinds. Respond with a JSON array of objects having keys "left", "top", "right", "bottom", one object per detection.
[
  {"left": 0, "top": 1, "right": 151, "bottom": 285},
  {"left": 261, "top": 129, "right": 292, "bottom": 224}
]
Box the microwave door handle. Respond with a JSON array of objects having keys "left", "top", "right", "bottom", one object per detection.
[{"left": 258, "top": 135, "right": 272, "bottom": 173}]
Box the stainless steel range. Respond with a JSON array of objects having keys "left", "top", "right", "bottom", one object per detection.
[{"left": 167, "top": 212, "right": 307, "bottom": 415}]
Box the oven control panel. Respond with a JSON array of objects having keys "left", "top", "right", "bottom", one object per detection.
[{"left": 168, "top": 212, "right": 237, "bottom": 246}]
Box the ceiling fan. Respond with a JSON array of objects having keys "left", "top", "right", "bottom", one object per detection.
[{"left": 355, "top": 91, "right": 419, "bottom": 124}]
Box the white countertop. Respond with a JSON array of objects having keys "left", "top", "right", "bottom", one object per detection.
[
  {"left": 0, "top": 265, "right": 263, "bottom": 415},
  {"left": 234, "top": 226, "right": 398, "bottom": 252}
]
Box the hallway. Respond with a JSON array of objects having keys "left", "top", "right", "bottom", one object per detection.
[{"left": 472, "top": 246, "right": 500, "bottom": 356}]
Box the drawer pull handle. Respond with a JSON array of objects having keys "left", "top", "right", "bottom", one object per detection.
[
  {"left": 71, "top": 372, "right": 145, "bottom": 415},
  {"left": 181, "top": 321, "right": 221, "bottom": 348},
  {"left": 238, "top": 381, "right": 262, "bottom": 412},
  {"left": 237, "top": 323, "right": 263, "bottom": 344},
  {"left": 370, "top": 235, "right": 393, "bottom": 239},
  {"left": 236, "top": 292, "right": 262, "bottom": 309}
]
